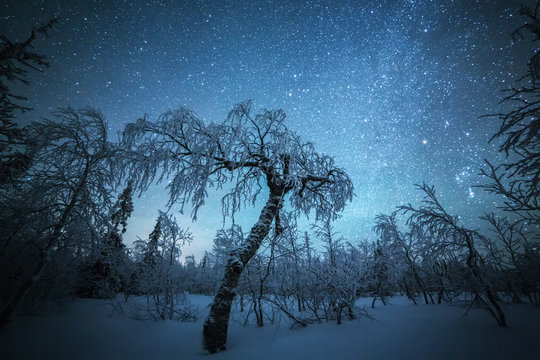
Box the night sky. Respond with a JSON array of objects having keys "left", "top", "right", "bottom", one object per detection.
[{"left": 1, "top": 0, "right": 534, "bottom": 259}]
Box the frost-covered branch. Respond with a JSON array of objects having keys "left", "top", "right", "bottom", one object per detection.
[{"left": 122, "top": 100, "right": 353, "bottom": 221}]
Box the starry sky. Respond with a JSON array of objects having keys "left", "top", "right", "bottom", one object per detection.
[{"left": 1, "top": 0, "right": 535, "bottom": 259}]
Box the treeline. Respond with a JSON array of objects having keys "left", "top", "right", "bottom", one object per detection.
[
  {"left": 188, "top": 188, "right": 539, "bottom": 329},
  {"left": 1, "top": 3, "right": 539, "bottom": 337}
]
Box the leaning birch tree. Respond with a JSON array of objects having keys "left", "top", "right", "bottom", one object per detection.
[{"left": 122, "top": 101, "right": 353, "bottom": 353}]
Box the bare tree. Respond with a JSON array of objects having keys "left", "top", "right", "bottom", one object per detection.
[
  {"left": 0, "top": 107, "right": 122, "bottom": 326},
  {"left": 474, "top": 2, "right": 540, "bottom": 307},
  {"left": 482, "top": 213, "right": 540, "bottom": 303},
  {"left": 374, "top": 214, "right": 432, "bottom": 305},
  {"left": 399, "top": 184, "right": 507, "bottom": 327},
  {"left": 149, "top": 212, "right": 193, "bottom": 320},
  {"left": 122, "top": 100, "right": 353, "bottom": 352},
  {"left": 480, "top": 2, "right": 540, "bottom": 224}
]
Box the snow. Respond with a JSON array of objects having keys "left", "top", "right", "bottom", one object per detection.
[{"left": 1, "top": 295, "right": 538, "bottom": 360}]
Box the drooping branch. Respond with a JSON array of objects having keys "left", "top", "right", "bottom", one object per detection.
[
  {"left": 122, "top": 101, "right": 353, "bottom": 353},
  {"left": 0, "top": 17, "right": 59, "bottom": 118},
  {"left": 478, "top": 159, "right": 539, "bottom": 222},
  {"left": 123, "top": 101, "right": 353, "bottom": 221},
  {"left": 481, "top": 2, "right": 540, "bottom": 218}
]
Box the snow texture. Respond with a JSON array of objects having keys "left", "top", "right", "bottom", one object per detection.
[{"left": 0, "top": 295, "right": 538, "bottom": 360}]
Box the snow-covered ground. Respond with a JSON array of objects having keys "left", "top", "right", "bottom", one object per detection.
[{"left": 1, "top": 295, "right": 538, "bottom": 360}]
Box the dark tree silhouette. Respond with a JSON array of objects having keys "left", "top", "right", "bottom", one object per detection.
[
  {"left": 0, "top": 107, "right": 123, "bottom": 326},
  {"left": 76, "top": 182, "right": 134, "bottom": 298},
  {"left": 480, "top": 2, "right": 540, "bottom": 224},
  {"left": 0, "top": 18, "right": 58, "bottom": 183},
  {"left": 399, "top": 184, "right": 507, "bottom": 327}
]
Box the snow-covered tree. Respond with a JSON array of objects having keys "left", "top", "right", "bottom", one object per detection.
[
  {"left": 0, "top": 107, "right": 123, "bottom": 325},
  {"left": 131, "top": 211, "right": 193, "bottom": 320},
  {"left": 143, "top": 214, "right": 163, "bottom": 268},
  {"left": 76, "top": 182, "right": 134, "bottom": 298},
  {"left": 208, "top": 225, "right": 244, "bottom": 295},
  {"left": 374, "top": 214, "right": 432, "bottom": 305},
  {"left": 122, "top": 100, "right": 353, "bottom": 352}
]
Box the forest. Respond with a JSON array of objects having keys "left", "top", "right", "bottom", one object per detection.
[{"left": 0, "top": 1, "right": 539, "bottom": 359}]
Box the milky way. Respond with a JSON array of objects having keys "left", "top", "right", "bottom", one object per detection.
[{"left": 1, "top": 0, "right": 535, "bottom": 258}]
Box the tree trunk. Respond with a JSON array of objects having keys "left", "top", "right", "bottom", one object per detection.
[
  {"left": 0, "top": 205, "right": 74, "bottom": 326},
  {"left": 203, "top": 190, "right": 283, "bottom": 353},
  {"left": 464, "top": 233, "right": 506, "bottom": 327},
  {"left": 403, "top": 281, "right": 417, "bottom": 305},
  {"left": 0, "top": 164, "right": 88, "bottom": 327}
]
